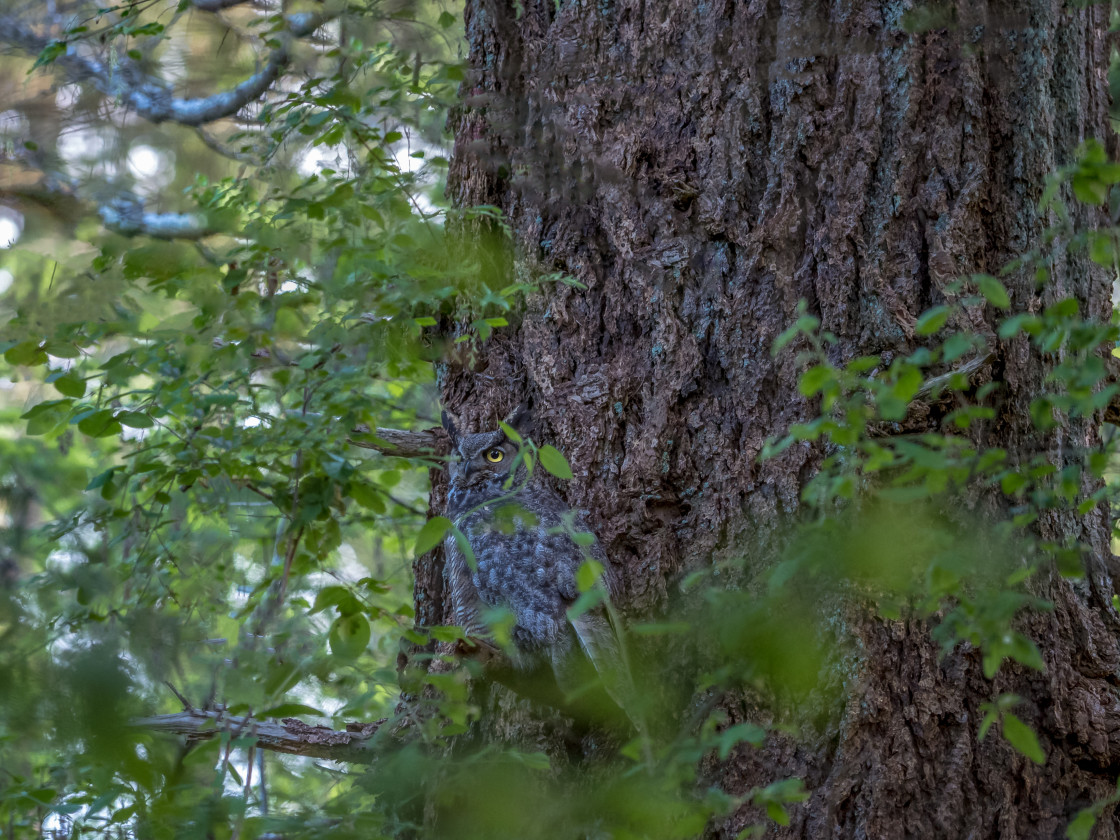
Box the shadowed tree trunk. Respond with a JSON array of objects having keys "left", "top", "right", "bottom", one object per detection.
[{"left": 423, "top": 0, "right": 1120, "bottom": 835}]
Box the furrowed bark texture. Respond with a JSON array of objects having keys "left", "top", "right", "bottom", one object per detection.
[{"left": 431, "top": 0, "right": 1120, "bottom": 836}]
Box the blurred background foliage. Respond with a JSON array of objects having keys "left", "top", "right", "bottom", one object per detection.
[
  {"left": 3, "top": 1, "right": 1120, "bottom": 839},
  {"left": 0, "top": 1, "right": 487, "bottom": 836}
]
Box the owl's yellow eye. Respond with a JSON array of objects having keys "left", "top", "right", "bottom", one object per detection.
[{"left": 484, "top": 448, "right": 505, "bottom": 463}]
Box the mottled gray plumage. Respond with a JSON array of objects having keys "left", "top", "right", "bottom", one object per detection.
[{"left": 442, "top": 411, "right": 632, "bottom": 716}]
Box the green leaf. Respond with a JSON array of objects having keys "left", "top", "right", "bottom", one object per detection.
[
  {"left": 772, "top": 312, "right": 819, "bottom": 355},
  {"left": 1089, "top": 231, "right": 1116, "bottom": 267},
  {"left": 498, "top": 421, "right": 523, "bottom": 443},
  {"left": 1001, "top": 713, "right": 1045, "bottom": 764},
  {"left": 25, "top": 408, "right": 66, "bottom": 436},
  {"left": 328, "top": 614, "right": 370, "bottom": 659},
  {"left": 978, "top": 707, "right": 999, "bottom": 740},
  {"left": 718, "top": 722, "right": 766, "bottom": 758},
  {"left": 509, "top": 751, "right": 550, "bottom": 771},
  {"left": 846, "top": 355, "right": 880, "bottom": 373},
  {"left": 429, "top": 625, "right": 468, "bottom": 643},
  {"left": 22, "top": 399, "right": 71, "bottom": 420},
  {"left": 30, "top": 41, "right": 65, "bottom": 71},
  {"left": 53, "top": 374, "right": 86, "bottom": 398},
  {"left": 415, "top": 516, "right": 453, "bottom": 555},
  {"left": 348, "top": 483, "right": 386, "bottom": 513},
  {"left": 765, "top": 801, "right": 790, "bottom": 826},
  {"left": 86, "top": 468, "right": 116, "bottom": 491},
  {"left": 1073, "top": 174, "right": 1108, "bottom": 205},
  {"left": 117, "top": 411, "right": 154, "bottom": 429},
  {"left": 975, "top": 274, "right": 1010, "bottom": 309},
  {"left": 77, "top": 409, "right": 121, "bottom": 438},
  {"left": 890, "top": 365, "right": 923, "bottom": 402},
  {"left": 941, "top": 332, "right": 975, "bottom": 362},
  {"left": 999, "top": 313, "right": 1042, "bottom": 339},
  {"left": 1005, "top": 633, "right": 1045, "bottom": 672},
  {"left": 915, "top": 305, "right": 950, "bottom": 335},
  {"left": 311, "top": 585, "right": 360, "bottom": 616},
  {"left": 438, "top": 10, "right": 456, "bottom": 27},
  {"left": 123, "top": 21, "right": 165, "bottom": 36},
  {"left": 557, "top": 273, "right": 588, "bottom": 289},
  {"left": 4, "top": 341, "right": 48, "bottom": 367},
  {"left": 1045, "top": 297, "right": 1079, "bottom": 320},
  {"left": 575, "top": 560, "right": 604, "bottom": 592},
  {"left": 43, "top": 341, "right": 81, "bottom": 358},
  {"left": 26, "top": 788, "right": 56, "bottom": 806},
  {"left": 565, "top": 587, "right": 606, "bottom": 620},
  {"left": 798, "top": 365, "right": 835, "bottom": 397},
  {"left": 538, "top": 445, "right": 573, "bottom": 479},
  {"left": 1066, "top": 810, "right": 1096, "bottom": 840},
  {"left": 452, "top": 527, "right": 477, "bottom": 571}
]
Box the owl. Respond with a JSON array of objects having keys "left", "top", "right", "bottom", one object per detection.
[{"left": 441, "top": 408, "right": 633, "bottom": 722}]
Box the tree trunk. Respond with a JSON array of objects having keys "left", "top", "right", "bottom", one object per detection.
[{"left": 430, "top": 0, "right": 1120, "bottom": 836}]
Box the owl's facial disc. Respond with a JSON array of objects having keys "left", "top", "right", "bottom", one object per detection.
[{"left": 451, "top": 430, "right": 515, "bottom": 487}]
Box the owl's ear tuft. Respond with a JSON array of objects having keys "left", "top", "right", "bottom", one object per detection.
[
  {"left": 501, "top": 403, "right": 532, "bottom": 440},
  {"left": 441, "top": 409, "right": 461, "bottom": 444}
]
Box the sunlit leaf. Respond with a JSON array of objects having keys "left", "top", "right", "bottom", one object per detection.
[
  {"left": 975, "top": 274, "right": 1011, "bottom": 309},
  {"left": 416, "top": 516, "right": 453, "bottom": 555},
  {"left": 1066, "top": 809, "right": 1097, "bottom": 840},
  {"left": 328, "top": 614, "right": 371, "bottom": 659},
  {"left": 538, "top": 444, "right": 573, "bottom": 479}
]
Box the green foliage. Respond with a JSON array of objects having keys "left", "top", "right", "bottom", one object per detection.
[
  {"left": 744, "top": 138, "right": 1120, "bottom": 835},
  {"left": 1065, "top": 775, "right": 1120, "bottom": 840},
  {"left": 537, "top": 444, "right": 574, "bottom": 479},
  {"left": 1, "top": 0, "right": 499, "bottom": 836}
]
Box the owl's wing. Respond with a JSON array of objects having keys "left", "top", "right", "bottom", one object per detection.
[
  {"left": 569, "top": 608, "right": 633, "bottom": 699},
  {"left": 442, "top": 533, "right": 487, "bottom": 641}
]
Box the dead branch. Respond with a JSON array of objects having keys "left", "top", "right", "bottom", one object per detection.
[
  {"left": 133, "top": 709, "right": 384, "bottom": 763},
  {"left": 915, "top": 351, "right": 997, "bottom": 400},
  {"left": 98, "top": 195, "right": 212, "bottom": 239},
  {"left": 347, "top": 426, "right": 451, "bottom": 458},
  {"left": 0, "top": 8, "right": 338, "bottom": 127}
]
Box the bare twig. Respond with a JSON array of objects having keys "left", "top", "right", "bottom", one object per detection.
[
  {"left": 191, "top": 0, "right": 256, "bottom": 10},
  {"left": 164, "top": 680, "right": 195, "bottom": 711},
  {"left": 916, "top": 351, "right": 997, "bottom": 400},
  {"left": 195, "top": 126, "right": 260, "bottom": 164}
]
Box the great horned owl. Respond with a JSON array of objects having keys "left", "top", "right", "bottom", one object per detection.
[{"left": 441, "top": 408, "right": 632, "bottom": 721}]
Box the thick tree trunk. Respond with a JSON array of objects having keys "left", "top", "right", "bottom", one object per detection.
[{"left": 432, "top": 0, "right": 1120, "bottom": 836}]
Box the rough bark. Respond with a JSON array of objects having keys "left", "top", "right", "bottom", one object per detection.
[{"left": 432, "top": 0, "right": 1120, "bottom": 836}]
